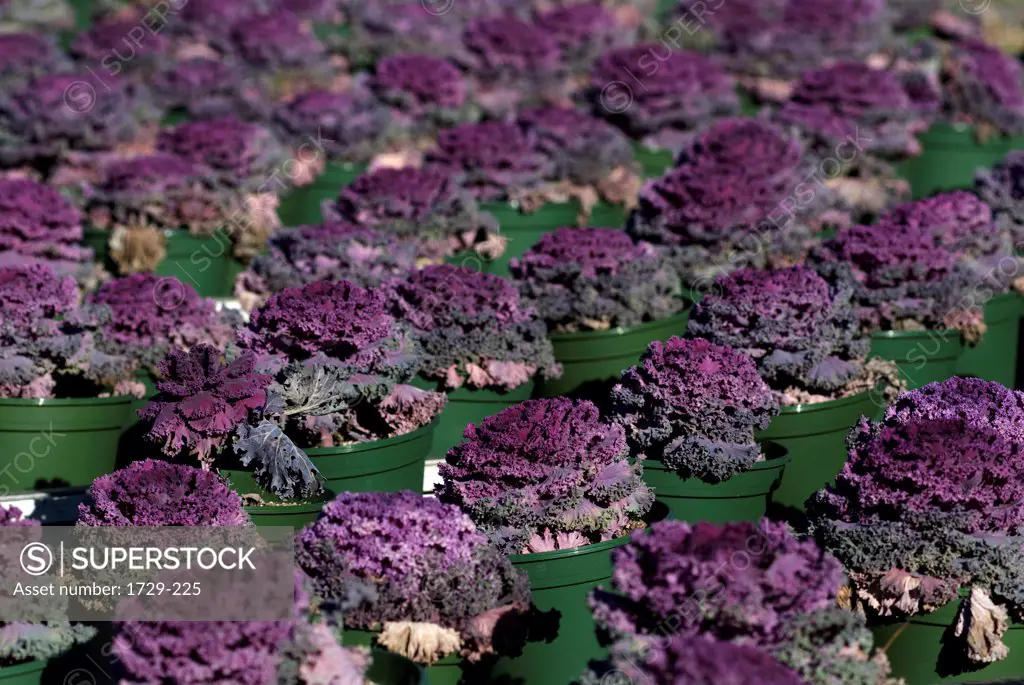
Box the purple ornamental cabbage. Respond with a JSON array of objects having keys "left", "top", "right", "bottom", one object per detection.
[
  {"left": 686, "top": 267, "right": 871, "bottom": 402},
  {"left": 150, "top": 57, "right": 268, "bottom": 122},
  {"left": 882, "top": 190, "right": 1022, "bottom": 289},
  {"left": 384, "top": 265, "right": 559, "bottom": 391},
  {"left": 156, "top": 117, "right": 290, "bottom": 193},
  {"left": 70, "top": 18, "right": 170, "bottom": 70},
  {"left": 296, "top": 491, "right": 530, "bottom": 664},
  {"left": 239, "top": 279, "right": 445, "bottom": 447},
  {"left": 625, "top": 166, "right": 789, "bottom": 290},
  {"left": 273, "top": 0, "right": 341, "bottom": 22},
  {"left": 437, "top": 397, "right": 654, "bottom": 555},
  {"left": 139, "top": 344, "right": 272, "bottom": 465},
  {"left": 323, "top": 166, "right": 498, "bottom": 261},
  {"left": 272, "top": 87, "right": 391, "bottom": 166},
  {"left": 114, "top": 620, "right": 292, "bottom": 684},
  {"left": 235, "top": 222, "right": 422, "bottom": 311},
  {"left": 516, "top": 106, "right": 638, "bottom": 192},
  {"left": 89, "top": 273, "right": 236, "bottom": 371},
  {"left": 676, "top": 0, "right": 888, "bottom": 79},
  {"left": 0, "top": 504, "right": 96, "bottom": 668},
  {"left": 228, "top": 11, "right": 325, "bottom": 69},
  {"left": 583, "top": 635, "right": 809, "bottom": 685},
  {"left": 425, "top": 121, "right": 554, "bottom": 202},
  {"left": 809, "top": 377, "right": 1024, "bottom": 666},
  {"left": 808, "top": 222, "right": 978, "bottom": 334},
  {"left": 0, "top": 263, "right": 140, "bottom": 399},
  {"left": 611, "top": 337, "right": 779, "bottom": 482},
  {"left": 84, "top": 153, "right": 231, "bottom": 238},
  {"left": 0, "top": 178, "right": 91, "bottom": 269},
  {"left": 176, "top": 0, "right": 268, "bottom": 41},
  {"left": 0, "top": 33, "right": 69, "bottom": 87},
  {"left": 774, "top": 62, "right": 927, "bottom": 161},
  {"left": 509, "top": 227, "right": 685, "bottom": 332},
  {"left": 77, "top": 459, "right": 249, "bottom": 527},
  {"left": 459, "top": 15, "right": 563, "bottom": 80},
  {"left": 944, "top": 38, "right": 1024, "bottom": 135},
  {"left": 532, "top": 3, "right": 624, "bottom": 72},
  {"left": 588, "top": 45, "right": 739, "bottom": 147},
  {"left": 369, "top": 54, "right": 475, "bottom": 134},
  {"left": 977, "top": 150, "right": 1024, "bottom": 246},
  {"left": 588, "top": 519, "right": 893, "bottom": 685},
  {"left": 0, "top": 72, "right": 139, "bottom": 166},
  {"left": 342, "top": 1, "right": 471, "bottom": 67}
]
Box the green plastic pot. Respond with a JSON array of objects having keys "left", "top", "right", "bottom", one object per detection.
[
  {"left": 586, "top": 202, "right": 628, "bottom": 229},
  {"left": 642, "top": 445, "right": 790, "bottom": 523},
  {"left": 872, "top": 596, "right": 1024, "bottom": 684},
  {"left": 757, "top": 391, "right": 878, "bottom": 511},
  {"left": 82, "top": 228, "right": 239, "bottom": 297},
  {"left": 343, "top": 630, "right": 465, "bottom": 685},
  {"left": 534, "top": 310, "right": 691, "bottom": 399},
  {"left": 633, "top": 144, "right": 674, "bottom": 179},
  {"left": 896, "top": 123, "right": 1024, "bottom": 199},
  {"left": 490, "top": 536, "right": 631, "bottom": 685},
  {"left": 0, "top": 659, "right": 47, "bottom": 685},
  {"left": 220, "top": 469, "right": 326, "bottom": 530},
  {"left": 277, "top": 161, "right": 366, "bottom": 227},
  {"left": 956, "top": 291, "right": 1022, "bottom": 387},
  {"left": 869, "top": 329, "right": 964, "bottom": 390},
  {"left": 478, "top": 202, "right": 581, "bottom": 277},
  {"left": 0, "top": 396, "right": 131, "bottom": 493},
  {"left": 421, "top": 380, "right": 535, "bottom": 458},
  {"left": 365, "top": 650, "right": 428, "bottom": 685},
  {"left": 305, "top": 421, "right": 435, "bottom": 496}
]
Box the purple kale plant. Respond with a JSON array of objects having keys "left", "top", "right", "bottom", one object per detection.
[
  {"left": 0, "top": 33, "right": 69, "bottom": 88},
  {"left": 228, "top": 10, "right": 325, "bottom": 70},
  {"left": 610, "top": 337, "right": 779, "bottom": 482},
  {"left": 588, "top": 45, "right": 739, "bottom": 150},
  {"left": 774, "top": 62, "right": 928, "bottom": 163},
  {"left": 532, "top": 2, "right": 625, "bottom": 73},
  {"left": 589, "top": 519, "right": 896, "bottom": 685},
  {"left": 0, "top": 72, "right": 141, "bottom": 166},
  {"left": 369, "top": 54, "right": 476, "bottom": 136},
  {"left": 296, "top": 491, "right": 530, "bottom": 664},
  {"left": 139, "top": 344, "right": 272, "bottom": 466},
  {"left": 678, "top": 0, "right": 888, "bottom": 79},
  {"left": 0, "top": 504, "right": 96, "bottom": 668},
  {"left": 516, "top": 107, "right": 640, "bottom": 212},
  {"left": 686, "top": 267, "right": 874, "bottom": 404},
  {"left": 0, "top": 263, "right": 140, "bottom": 399},
  {"left": 457, "top": 15, "right": 566, "bottom": 114},
  {"left": 176, "top": 0, "right": 268, "bottom": 41},
  {"left": 976, "top": 150, "right": 1024, "bottom": 246},
  {"left": 808, "top": 222, "right": 980, "bottom": 336},
  {"left": 0, "top": 178, "right": 92, "bottom": 274},
  {"left": 943, "top": 38, "right": 1024, "bottom": 135},
  {"left": 509, "top": 227, "right": 685, "bottom": 332},
  {"left": 150, "top": 57, "right": 269, "bottom": 122},
  {"left": 323, "top": 166, "right": 498, "bottom": 262},
  {"left": 437, "top": 397, "right": 654, "bottom": 555},
  {"left": 89, "top": 273, "right": 237, "bottom": 372},
  {"left": 70, "top": 18, "right": 170, "bottom": 73},
  {"left": 882, "top": 190, "right": 1022, "bottom": 289},
  {"left": 272, "top": 87, "right": 392, "bottom": 166},
  {"left": 809, "top": 377, "right": 1024, "bottom": 666},
  {"left": 582, "top": 635, "right": 809, "bottom": 685},
  {"left": 240, "top": 279, "right": 446, "bottom": 447},
  {"left": 383, "top": 265, "right": 559, "bottom": 391},
  {"left": 156, "top": 117, "right": 290, "bottom": 193},
  {"left": 425, "top": 121, "right": 554, "bottom": 203},
  {"left": 114, "top": 620, "right": 292, "bottom": 684},
  {"left": 235, "top": 222, "right": 422, "bottom": 311},
  {"left": 77, "top": 459, "right": 249, "bottom": 527}
]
